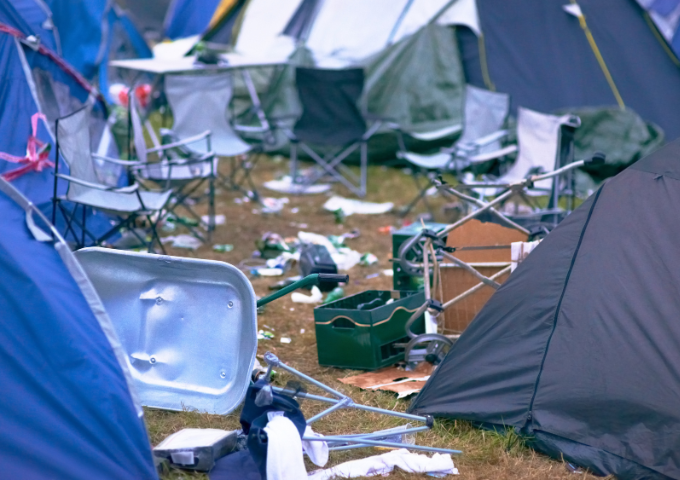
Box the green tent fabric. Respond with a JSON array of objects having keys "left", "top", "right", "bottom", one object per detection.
[
  {"left": 554, "top": 107, "right": 665, "bottom": 195},
  {"left": 362, "top": 23, "right": 465, "bottom": 136},
  {"left": 259, "top": 24, "right": 466, "bottom": 160}
]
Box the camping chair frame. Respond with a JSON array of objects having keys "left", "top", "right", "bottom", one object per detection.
[
  {"left": 287, "top": 121, "right": 383, "bottom": 198},
  {"left": 260, "top": 352, "right": 462, "bottom": 455},
  {"left": 127, "top": 97, "right": 219, "bottom": 241},
  {"left": 396, "top": 155, "right": 605, "bottom": 364},
  {"left": 52, "top": 114, "right": 168, "bottom": 253}
]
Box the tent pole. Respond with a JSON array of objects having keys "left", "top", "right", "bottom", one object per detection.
[
  {"left": 386, "top": 0, "right": 416, "bottom": 45},
  {"left": 428, "top": 0, "right": 461, "bottom": 26}
]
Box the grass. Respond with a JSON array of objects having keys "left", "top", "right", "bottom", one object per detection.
[{"left": 144, "top": 155, "right": 606, "bottom": 479}]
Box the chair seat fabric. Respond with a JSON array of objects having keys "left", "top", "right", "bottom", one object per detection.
[{"left": 68, "top": 189, "right": 172, "bottom": 213}]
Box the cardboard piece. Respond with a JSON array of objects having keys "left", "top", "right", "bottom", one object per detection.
[
  {"left": 440, "top": 219, "right": 527, "bottom": 333},
  {"left": 339, "top": 363, "right": 434, "bottom": 398}
]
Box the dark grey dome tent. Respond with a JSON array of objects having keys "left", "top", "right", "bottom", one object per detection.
[
  {"left": 458, "top": 0, "right": 680, "bottom": 139},
  {"left": 410, "top": 139, "right": 680, "bottom": 479}
]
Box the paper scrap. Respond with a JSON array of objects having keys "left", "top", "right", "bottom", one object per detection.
[{"left": 339, "top": 363, "right": 434, "bottom": 398}]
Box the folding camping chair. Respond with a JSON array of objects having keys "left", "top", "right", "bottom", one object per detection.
[
  {"left": 283, "top": 67, "right": 386, "bottom": 197},
  {"left": 458, "top": 107, "right": 581, "bottom": 230},
  {"left": 52, "top": 107, "right": 172, "bottom": 253},
  {"left": 164, "top": 73, "right": 262, "bottom": 200},
  {"left": 397, "top": 85, "right": 514, "bottom": 218},
  {"left": 128, "top": 94, "right": 218, "bottom": 241},
  {"left": 395, "top": 152, "right": 605, "bottom": 366}
]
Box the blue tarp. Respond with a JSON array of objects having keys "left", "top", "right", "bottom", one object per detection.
[
  {"left": 164, "top": 0, "right": 221, "bottom": 39},
  {"left": 0, "top": 186, "right": 157, "bottom": 479}
]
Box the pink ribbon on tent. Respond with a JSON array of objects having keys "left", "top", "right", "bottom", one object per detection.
[{"left": 0, "top": 113, "right": 54, "bottom": 181}]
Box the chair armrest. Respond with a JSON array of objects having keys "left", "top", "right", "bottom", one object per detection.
[
  {"left": 55, "top": 173, "right": 140, "bottom": 193},
  {"left": 467, "top": 144, "right": 518, "bottom": 163},
  {"left": 147, "top": 130, "right": 211, "bottom": 153},
  {"left": 453, "top": 130, "right": 509, "bottom": 154},
  {"left": 92, "top": 154, "right": 145, "bottom": 166}
]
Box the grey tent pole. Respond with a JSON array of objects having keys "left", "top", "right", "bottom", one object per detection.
[
  {"left": 428, "top": 0, "right": 461, "bottom": 25},
  {"left": 386, "top": 0, "right": 416, "bottom": 45}
]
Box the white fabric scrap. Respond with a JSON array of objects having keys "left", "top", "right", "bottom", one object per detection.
[
  {"left": 510, "top": 241, "right": 540, "bottom": 272},
  {"left": 307, "top": 448, "right": 458, "bottom": 479},
  {"left": 292, "top": 286, "right": 323, "bottom": 304},
  {"left": 264, "top": 176, "right": 331, "bottom": 194},
  {"left": 303, "top": 426, "right": 329, "bottom": 467},
  {"left": 160, "top": 234, "right": 203, "bottom": 250},
  {"left": 264, "top": 412, "right": 307, "bottom": 480},
  {"left": 323, "top": 196, "right": 393, "bottom": 216}
]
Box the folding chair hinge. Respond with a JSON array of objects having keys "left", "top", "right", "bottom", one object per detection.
[
  {"left": 427, "top": 299, "right": 444, "bottom": 312},
  {"left": 421, "top": 229, "right": 446, "bottom": 251}
]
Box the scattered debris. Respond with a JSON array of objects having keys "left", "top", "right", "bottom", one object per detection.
[
  {"left": 378, "top": 225, "right": 395, "bottom": 235},
  {"left": 292, "top": 285, "right": 323, "bottom": 304},
  {"left": 382, "top": 269, "right": 394, "bottom": 277},
  {"left": 258, "top": 330, "right": 275, "bottom": 340},
  {"left": 264, "top": 175, "right": 331, "bottom": 194},
  {"left": 161, "top": 234, "right": 202, "bottom": 250},
  {"left": 259, "top": 197, "right": 289, "bottom": 214},
  {"left": 251, "top": 267, "right": 284, "bottom": 277},
  {"left": 323, "top": 196, "right": 394, "bottom": 216},
  {"left": 201, "top": 214, "right": 226, "bottom": 226},
  {"left": 291, "top": 207, "right": 299, "bottom": 213},
  {"left": 300, "top": 328, "right": 305, "bottom": 334},
  {"left": 308, "top": 448, "right": 458, "bottom": 479},
  {"left": 280, "top": 337, "right": 292, "bottom": 344},
  {"left": 213, "top": 244, "right": 234, "bottom": 253},
  {"left": 365, "top": 273, "right": 380, "bottom": 279},
  {"left": 323, "top": 287, "right": 345, "bottom": 304},
  {"left": 340, "top": 363, "right": 435, "bottom": 399},
  {"left": 360, "top": 253, "right": 379, "bottom": 266}
]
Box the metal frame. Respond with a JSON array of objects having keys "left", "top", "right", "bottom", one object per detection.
[
  {"left": 396, "top": 155, "right": 605, "bottom": 361},
  {"left": 261, "top": 352, "right": 462, "bottom": 455},
  {"left": 51, "top": 115, "right": 167, "bottom": 253}
]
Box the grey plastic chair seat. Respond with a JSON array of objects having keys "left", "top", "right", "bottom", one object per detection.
[
  {"left": 69, "top": 189, "right": 173, "bottom": 213},
  {"left": 74, "top": 248, "right": 257, "bottom": 415}
]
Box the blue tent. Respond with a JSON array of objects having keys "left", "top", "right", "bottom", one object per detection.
[
  {"left": 44, "top": 0, "right": 151, "bottom": 100},
  {"left": 164, "top": 0, "right": 221, "bottom": 40},
  {"left": 0, "top": 24, "right": 116, "bottom": 243},
  {"left": 0, "top": 0, "right": 60, "bottom": 52},
  {"left": 0, "top": 178, "right": 157, "bottom": 479}
]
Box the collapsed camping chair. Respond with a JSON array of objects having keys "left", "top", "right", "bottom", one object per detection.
[
  {"left": 397, "top": 85, "right": 513, "bottom": 218},
  {"left": 128, "top": 94, "right": 218, "bottom": 241},
  {"left": 164, "top": 73, "right": 262, "bottom": 201},
  {"left": 282, "top": 67, "right": 387, "bottom": 197},
  {"left": 457, "top": 107, "right": 582, "bottom": 232},
  {"left": 395, "top": 152, "right": 605, "bottom": 364},
  {"left": 53, "top": 106, "right": 171, "bottom": 252}
]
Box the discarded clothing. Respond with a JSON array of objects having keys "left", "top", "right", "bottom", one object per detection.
[
  {"left": 307, "top": 448, "right": 458, "bottom": 479},
  {"left": 264, "top": 412, "right": 307, "bottom": 480},
  {"left": 302, "top": 426, "right": 328, "bottom": 467}
]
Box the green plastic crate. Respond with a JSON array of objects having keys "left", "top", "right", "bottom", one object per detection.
[{"left": 314, "top": 290, "right": 425, "bottom": 370}]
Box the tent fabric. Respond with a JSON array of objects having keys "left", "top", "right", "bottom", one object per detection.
[
  {"left": 0, "top": 179, "right": 157, "bottom": 479},
  {"left": 0, "top": 0, "right": 59, "bottom": 52},
  {"left": 458, "top": 0, "right": 680, "bottom": 139},
  {"left": 410, "top": 139, "right": 680, "bottom": 479},
  {"left": 637, "top": 0, "right": 680, "bottom": 58},
  {"left": 362, "top": 23, "right": 465, "bottom": 134},
  {"left": 46, "top": 0, "right": 151, "bottom": 89},
  {"left": 202, "top": 0, "right": 248, "bottom": 45},
  {"left": 0, "top": 26, "right": 115, "bottom": 243},
  {"left": 164, "top": 0, "right": 221, "bottom": 40}
]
